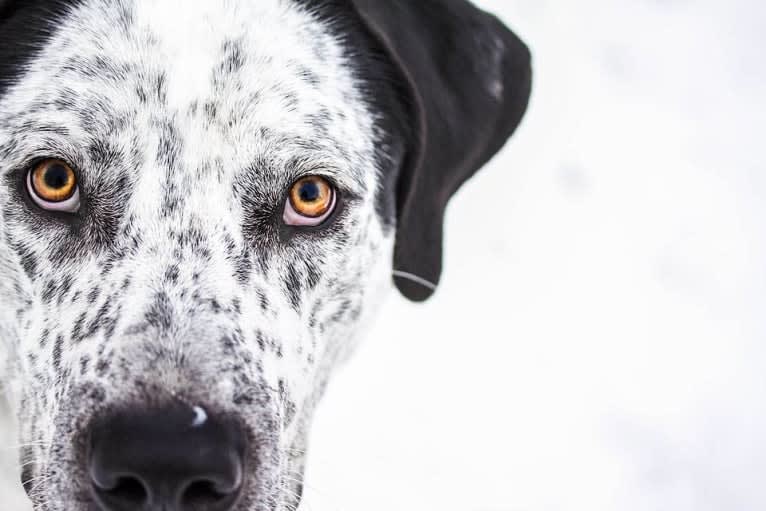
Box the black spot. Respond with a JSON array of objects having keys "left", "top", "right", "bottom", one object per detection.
[
  {"left": 41, "top": 280, "right": 56, "bottom": 304},
  {"left": 87, "top": 138, "right": 125, "bottom": 168},
  {"left": 221, "top": 39, "right": 245, "bottom": 74},
  {"left": 256, "top": 331, "right": 266, "bottom": 351},
  {"left": 87, "top": 287, "right": 101, "bottom": 304},
  {"left": 102, "top": 310, "right": 118, "bottom": 341},
  {"left": 221, "top": 335, "right": 236, "bottom": 351},
  {"left": 90, "top": 385, "right": 106, "bottom": 403},
  {"left": 96, "top": 358, "right": 109, "bottom": 377},
  {"left": 223, "top": 233, "right": 237, "bottom": 256},
  {"left": 296, "top": 64, "right": 320, "bottom": 86},
  {"left": 234, "top": 250, "right": 252, "bottom": 285},
  {"left": 80, "top": 355, "right": 90, "bottom": 375},
  {"left": 144, "top": 291, "right": 173, "bottom": 332},
  {"left": 257, "top": 290, "right": 269, "bottom": 312},
  {"left": 156, "top": 118, "right": 182, "bottom": 171},
  {"left": 233, "top": 393, "right": 253, "bottom": 406},
  {"left": 57, "top": 273, "right": 73, "bottom": 303},
  {"left": 164, "top": 264, "right": 179, "bottom": 284},
  {"left": 203, "top": 101, "right": 218, "bottom": 123},
  {"left": 14, "top": 244, "right": 37, "bottom": 279},
  {"left": 135, "top": 83, "right": 148, "bottom": 104},
  {"left": 154, "top": 72, "right": 168, "bottom": 103},
  {"left": 305, "top": 262, "right": 322, "bottom": 290},
  {"left": 284, "top": 264, "right": 303, "bottom": 310},
  {"left": 52, "top": 334, "right": 64, "bottom": 372},
  {"left": 39, "top": 328, "right": 50, "bottom": 348},
  {"left": 71, "top": 311, "right": 87, "bottom": 342},
  {"left": 283, "top": 90, "right": 299, "bottom": 111}
]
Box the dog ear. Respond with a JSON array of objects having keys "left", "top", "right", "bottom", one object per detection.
[
  {"left": 351, "top": 0, "right": 532, "bottom": 301},
  {"left": 0, "top": 0, "right": 14, "bottom": 19},
  {"left": 0, "top": 0, "right": 24, "bottom": 20}
]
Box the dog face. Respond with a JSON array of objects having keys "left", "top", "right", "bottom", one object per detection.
[{"left": 0, "top": 0, "right": 530, "bottom": 509}]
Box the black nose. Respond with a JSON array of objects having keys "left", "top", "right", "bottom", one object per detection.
[{"left": 88, "top": 404, "right": 246, "bottom": 511}]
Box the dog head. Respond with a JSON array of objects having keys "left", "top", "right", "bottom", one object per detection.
[{"left": 0, "top": 0, "right": 530, "bottom": 509}]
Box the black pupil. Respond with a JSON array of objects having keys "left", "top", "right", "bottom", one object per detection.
[
  {"left": 299, "top": 181, "right": 321, "bottom": 203},
  {"left": 44, "top": 164, "right": 70, "bottom": 190}
]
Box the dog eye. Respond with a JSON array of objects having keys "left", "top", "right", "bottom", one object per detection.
[
  {"left": 283, "top": 176, "right": 336, "bottom": 226},
  {"left": 26, "top": 159, "right": 81, "bottom": 213}
]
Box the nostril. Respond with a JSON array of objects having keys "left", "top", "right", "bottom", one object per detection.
[
  {"left": 182, "top": 479, "right": 230, "bottom": 506},
  {"left": 98, "top": 476, "right": 150, "bottom": 505}
]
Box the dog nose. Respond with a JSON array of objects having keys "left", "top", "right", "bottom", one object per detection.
[{"left": 88, "top": 404, "right": 246, "bottom": 511}]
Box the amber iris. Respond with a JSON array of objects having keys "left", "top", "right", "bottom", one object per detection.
[
  {"left": 30, "top": 159, "right": 77, "bottom": 202},
  {"left": 289, "top": 176, "right": 334, "bottom": 218}
]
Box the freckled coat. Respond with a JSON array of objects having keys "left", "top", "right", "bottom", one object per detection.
[{"left": 0, "top": 0, "right": 531, "bottom": 509}]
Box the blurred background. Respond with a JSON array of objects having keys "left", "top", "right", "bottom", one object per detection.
[
  {"left": 3, "top": 0, "right": 766, "bottom": 509},
  {"left": 301, "top": 1, "right": 766, "bottom": 510}
]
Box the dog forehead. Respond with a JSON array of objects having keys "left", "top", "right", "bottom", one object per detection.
[
  {"left": 125, "top": 0, "right": 362, "bottom": 131},
  {"left": 0, "top": 0, "right": 376, "bottom": 191}
]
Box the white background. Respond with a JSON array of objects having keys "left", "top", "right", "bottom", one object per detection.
[{"left": 3, "top": 0, "right": 766, "bottom": 509}]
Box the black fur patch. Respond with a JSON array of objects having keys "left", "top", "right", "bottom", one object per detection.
[{"left": 0, "top": 1, "right": 85, "bottom": 97}]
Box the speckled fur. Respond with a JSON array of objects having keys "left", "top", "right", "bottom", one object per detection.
[{"left": 0, "top": 1, "right": 395, "bottom": 509}]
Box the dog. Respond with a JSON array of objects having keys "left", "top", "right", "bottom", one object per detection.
[{"left": 0, "top": 0, "right": 531, "bottom": 509}]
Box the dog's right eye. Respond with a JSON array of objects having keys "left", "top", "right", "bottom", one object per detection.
[
  {"left": 283, "top": 176, "right": 337, "bottom": 226},
  {"left": 26, "top": 159, "right": 81, "bottom": 213}
]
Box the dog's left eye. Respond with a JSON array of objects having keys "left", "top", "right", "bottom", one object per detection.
[
  {"left": 283, "top": 176, "right": 336, "bottom": 226},
  {"left": 26, "top": 159, "right": 81, "bottom": 213}
]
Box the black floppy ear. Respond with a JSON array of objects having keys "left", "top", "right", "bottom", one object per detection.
[{"left": 351, "top": 0, "right": 532, "bottom": 301}]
